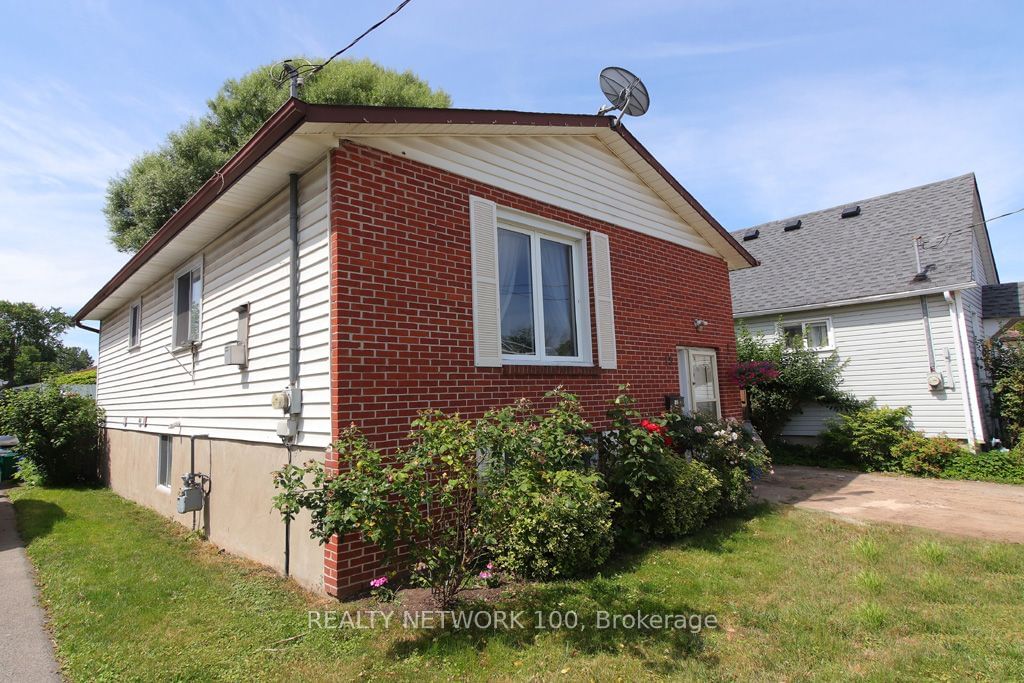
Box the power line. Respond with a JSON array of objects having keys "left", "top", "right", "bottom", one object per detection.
[
  {"left": 920, "top": 205, "right": 1024, "bottom": 250},
  {"left": 275, "top": 0, "right": 415, "bottom": 87}
]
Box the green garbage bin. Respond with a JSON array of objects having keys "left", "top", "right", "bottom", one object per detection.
[{"left": 0, "top": 451, "right": 18, "bottom": 482}]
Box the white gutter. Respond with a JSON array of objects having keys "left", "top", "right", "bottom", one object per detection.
[
  {"left": 735, "top": 282, "right": 978, "bottom": 319},
  {"left": 944, "top": 290, "right": 983, "bottom": 444}
]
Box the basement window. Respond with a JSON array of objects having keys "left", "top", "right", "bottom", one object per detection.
[
  {"left": 157, "top": 435, "right": 172, "bottom": 489},
  {"left": 173, "top": 258, "right": 203, "bottom": 349}
]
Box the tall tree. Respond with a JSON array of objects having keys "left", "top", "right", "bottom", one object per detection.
[
  {"left": 105, "top": 58, "right": 451, "bottom": 252},
  {"left": 0, "top": 302, "right": 93, "bottom": 387}
]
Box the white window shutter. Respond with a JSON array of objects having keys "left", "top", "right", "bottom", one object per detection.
[
  {"left": 590, "top": 230, "right": 617, "bottom": 369},
  {"left": 469, "top": 196, "right": 502, "bottom": 367}
]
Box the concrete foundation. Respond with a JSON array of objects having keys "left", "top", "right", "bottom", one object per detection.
[{"left": 104, "top": 428, "right": 325, "bottom": 592}]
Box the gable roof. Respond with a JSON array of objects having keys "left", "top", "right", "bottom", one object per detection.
[
  {"left": 75, "top": 99, "right": 755, "bottom": 322},
  {"left": 729, "top": 174, "right": 994, "bottom": 317}
]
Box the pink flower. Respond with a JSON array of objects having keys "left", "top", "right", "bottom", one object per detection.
[
  {"left": 486, "top": 562, "right": 494, "bottom": 570},
  {"left": 694, "top": 426, "right": 703, "bottom": 434},
  {"left": 369, "top": 576, "right": 388, "bottom": 589},
  {"left": 479, "top": 571, "right": 492, "bottom": 580}
]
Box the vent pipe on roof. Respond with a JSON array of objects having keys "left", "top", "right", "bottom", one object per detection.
[
  {"left": 742, "top": 229, "right": 759, "bottom": 241},
  {"left": 841, "top": 205, "right": 861, "bottom": 218},
  {"left": 783, "top": 219, "right": 802, "bottom": 232}
]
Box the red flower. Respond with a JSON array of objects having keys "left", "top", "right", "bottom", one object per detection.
[{"left": 640, "top": 419, "right": 672, "bottom": 447}]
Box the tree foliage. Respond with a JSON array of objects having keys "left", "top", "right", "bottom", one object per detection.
[
  {"left": 0, "top": 386, "right": 104, "bottom": 485},
  {"left": 983, "top": 337, "right": 1024, "bottom": 447},
  {"left": 0, "top": 301, "right": 92, "bottom": 387},
  {"left": 735, "top": 322, "right": 860, "bottom": 441},
  {"left": 105, "top": 58, "right": 451, "bottom": 252}
]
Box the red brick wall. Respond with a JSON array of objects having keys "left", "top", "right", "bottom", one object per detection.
[{"left": 324, "top": 141, "right": 741, "bottom": 596}]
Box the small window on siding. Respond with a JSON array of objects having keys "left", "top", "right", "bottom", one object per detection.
[
  {"left": 781, "top": 319, "right": 832, "bottom": 350},
  {"left": 128, "top": 298, "right": 142, "bottom": 349},
  {"left": 157, "top": 435, "right": 172, "bottom": 489},
  {"left": 173, "top": 259, "right": 203, "bottom": 348}
]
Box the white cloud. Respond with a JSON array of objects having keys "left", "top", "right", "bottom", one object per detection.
[{"left": 0, "top": 78, "right": 138, "bottom": 357}]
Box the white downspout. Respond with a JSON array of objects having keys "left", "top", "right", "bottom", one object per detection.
[{"left": 944, "top": 291, "right": 980, "bottom": 444}]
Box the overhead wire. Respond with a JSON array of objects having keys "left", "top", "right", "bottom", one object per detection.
[
  {"left": 273, "top": 0, "right": 414, "bottom": 86},
  {"left": 919, "top": 205, "right": 1024, "bottom": 250}
]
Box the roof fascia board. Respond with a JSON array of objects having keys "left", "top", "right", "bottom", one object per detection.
[
  {"left": 77, "top": 101, "right": 755, "bottom": 321},
  {"left": 734, "top": 282, "right": 979, "bottom": 319},
  {"left": 75, "top": 98, "right": 310, "bottom": 321}
]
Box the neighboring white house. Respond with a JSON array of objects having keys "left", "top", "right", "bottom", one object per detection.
[{"left": 730, "top": 174, "right": 1023, "bottom": 445}]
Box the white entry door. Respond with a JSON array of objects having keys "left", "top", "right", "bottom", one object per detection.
[{"left": 678, "top": 348, "right": 721, "bottom": 418}]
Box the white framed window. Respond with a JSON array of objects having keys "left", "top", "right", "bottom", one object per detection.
[
  {"left": 678, "top": 347, "right": 721, "bottom": 418},
  {"left": 780, "top": 318, "right": 833, "bottom": 350},
  {"left": 128, "top": 297, "right": 142, "bottom": 350},
  {"left": 172, "top": 258, "right": 203, "bottom": 349},
  {"left": 157, "top": 435, "right": 172, "bottom": 489},
  {"left": 496, "top": 212, "right": 591, "bottom": 365}
]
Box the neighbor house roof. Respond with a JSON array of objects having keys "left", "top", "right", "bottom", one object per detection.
[
  {"left": 75, "top": 99, "right": 756, "bottom": 322},
  {"left": 983, "top": 282, "right": 1024, "bottom": 319},
  {"left": 729, "top": 174, "right": 995, "bottom": 317}
]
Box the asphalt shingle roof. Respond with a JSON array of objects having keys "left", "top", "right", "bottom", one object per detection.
[
  {"left": 983, "top": 282, "right": 1024, "bottom": 319},
  {"left": 729, "top": 174, "right": 980, "bottom": 316}
]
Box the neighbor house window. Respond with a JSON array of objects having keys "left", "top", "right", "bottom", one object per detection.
[
  {"left": 497, "top": 217, "right": 589, "bottom": 364},
  {"left": 157, "top": 435, "right": 172, "bottom": 489},
  {"left": 128, "top": 298, "right": 142, "bottom": 349},
  {"left": 173, "top": 259, "right": 203, "bottom": 348},
  {"left": 781, "top": 319, "right": 832, "bottom": 350}
]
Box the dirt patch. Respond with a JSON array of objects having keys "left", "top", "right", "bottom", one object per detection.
[{"left": 756, "top": 465, "right": 1024, "bottom": 543}]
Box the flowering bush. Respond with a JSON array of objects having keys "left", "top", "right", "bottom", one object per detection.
[
  {"left": 820, "top": 404, "right": 912, "bottom": 471},
  {"left": 597, "top": 389, "right": 682, "bottom": 541},
  {"left": 733, "top": 360, "right": 781, "bottom": 388},
  {"left": 369, "top": 576, "right": 395, "bottom": 603},
  {"left": 736, "top": 323, "right": 860, "bottom": 441},
  {"left": 273, "top": 414, "right": 492, "bottom": 609},
  {"left": 662, "top": 411, "right": 772, "bottom": 515}
]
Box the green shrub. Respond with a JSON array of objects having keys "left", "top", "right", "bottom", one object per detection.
[
  {"left": 941, "top": 447, "right": 1024, "bottom": 485},
  {"left": 485, "top": 468, "right": 616, "bottom": 580},
  {"left": 662, "top": 411, "right": 772, "bottom": 515},
  {"left": 647, "top": 457, "right": 721, "bottom": 539},
  {"left": 49, "top": 368, "right": 97, "bottom": 385},
  {"left": 820, "top": 404, "right": 912, "bottom": 471},
  {"left": 893, "top": 433, "right": 968, "bottom": 477},
  {"left": 597, "top": 390, "right": 682, "bottom": 541},
  {"left": 983, "top": 338, "right": 1024, "bottom": 447},
  {"left": 274, "top": 416, "right": 490, "bottom": 609},
  {"left": 0, "top": 386, "right": 104, "bottom": 485},
  {"left": 736, "top": 323, "right": 861, "bottom": 441}
]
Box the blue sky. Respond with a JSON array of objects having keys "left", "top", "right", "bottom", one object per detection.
[{"left": 1, "top": 1, "right": 1022, "bottom": 358}]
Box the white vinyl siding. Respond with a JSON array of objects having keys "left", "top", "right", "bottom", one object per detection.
[
  {"left": 95, "top": 159, "right": 332, "bottom": 447},
  {"left": 738, "top": 294, "right": 968, "bottom": 439},
  {"left": 351, "top": 135, "right": 717, "bottom": 258}
]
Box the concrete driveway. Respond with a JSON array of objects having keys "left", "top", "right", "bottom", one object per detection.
[{"left": 755, "top": 465, "right": 1024, "bottom": 543}]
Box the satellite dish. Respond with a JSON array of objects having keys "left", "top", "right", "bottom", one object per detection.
[{"left": 597, "top": 66, "right": 650, "bottom": 126}]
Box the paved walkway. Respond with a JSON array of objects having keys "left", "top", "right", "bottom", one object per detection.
[
  {"left": 755, "top": 465, "right": 1024, "bottom": 543},
  {"left": 0, "top": 484, "right": 61, "bottom": 682}
]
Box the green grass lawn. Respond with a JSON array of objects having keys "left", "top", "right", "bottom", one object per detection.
[{"left": 10, "top": 486, "right": 1024, "bottom": 681}]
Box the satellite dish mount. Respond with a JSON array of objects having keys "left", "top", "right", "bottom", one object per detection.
[{"left": 596, "top": 66, "right": 650, "bottom": 127}]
